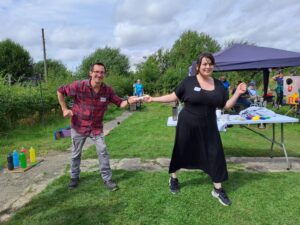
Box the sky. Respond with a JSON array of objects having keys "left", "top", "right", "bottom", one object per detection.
[{"left": 1, "top": 0, "right": 300, "bottom": 72}]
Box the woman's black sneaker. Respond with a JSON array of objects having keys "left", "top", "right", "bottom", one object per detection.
[
  {"left": 211, "top": 188, "right": 232, "bottom": 206},
  {"left": 169, "top": 177, "right": 180, "bottom": 194}
]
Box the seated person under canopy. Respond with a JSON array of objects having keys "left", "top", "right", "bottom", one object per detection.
[{"left": 232, "top": 81, "right": 251, "bottom": 108}]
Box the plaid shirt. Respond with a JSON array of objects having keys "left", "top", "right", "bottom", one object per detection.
[{"left": 58, "top": 79, "right": 123, "bottom": 136}]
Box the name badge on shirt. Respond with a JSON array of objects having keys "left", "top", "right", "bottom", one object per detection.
[
  {"left": 194, "top": 87, "right": 201, "bottom": 92},
  {"left": 100, "top": 97, "right": 107, "bottom": 102}
]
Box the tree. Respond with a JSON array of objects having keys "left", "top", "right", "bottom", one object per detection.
[
  {"left": 0, "top": 39, "right": 33, "bottom": 83},
  {"left": 134, "top": 55, "right": 162, "bottom": 94},
  {"left": 134, "top": 31, "right": 222, "bottom": 94},
  {"left": 33, "top": 59, "right": 72, "bottom": 81},
  {"left": 76, "top": 47, "right": 130, "bottom": 79},
  {"left": 168, "top": 31, "right": 221, "bottom": 70}
]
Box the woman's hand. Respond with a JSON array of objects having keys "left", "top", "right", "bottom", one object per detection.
[
  {"left": 143, "top": 95, "right": 152, "bottom": 103},
  {"left": 235, "top": 82, "right": 247, "bottom": 95}
]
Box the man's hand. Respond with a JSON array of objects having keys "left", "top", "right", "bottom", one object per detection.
[
  {"left": 62, "top": 109, "right": 73, "bottom": 118},
  {"left": 127, "top": 96, "right": 139, "bottom": 104}
]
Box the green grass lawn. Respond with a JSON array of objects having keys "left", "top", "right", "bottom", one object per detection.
[
  {"left": 2, "top": 103, "right": 300, "bottom": 225},
  {"left": 3, "top": 170, "right": 300, "bottom": 225},
  {"left": 83, "top": 103, "right": 300, "bottom": 160},
  {"left": 0, "top": 105, "right": 124, "bottom": 166},
  {"left": 0, "top": 115, "right": 71, "bottom": 166}
]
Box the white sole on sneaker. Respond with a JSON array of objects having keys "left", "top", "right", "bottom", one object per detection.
[{"left": 211, "top": 190, "right": 230, "bottom": 206}]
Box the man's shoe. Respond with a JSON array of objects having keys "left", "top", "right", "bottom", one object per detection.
[
  {"left": 68, "top": 178, "right": 79, "bottom": 189},
  {"left": 169, "top": 177, "right": 180, "bottom": 194},
  {"left": 211, "top": 188, "right": 232, "bottom": 206},
  {"left": 104, "top": 180, "right": 119, "bottom": 191}
]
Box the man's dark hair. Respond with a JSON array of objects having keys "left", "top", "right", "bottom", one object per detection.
[{"left": 90, "top": 62, "right": 107, "bottom": 72}]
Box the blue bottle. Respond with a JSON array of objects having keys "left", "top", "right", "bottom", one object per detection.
[{"left": 13, "top": 150, "right": 19, "bottom": 168}]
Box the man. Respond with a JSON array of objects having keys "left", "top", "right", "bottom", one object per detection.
[
  {"left": 248, "top": 81, "right": 259, "bottom": 100},
  {"left": 57, "top": 62, "right": 136, "bottom": 191},
  {"left": 248, "top": 81, "right": 263, "bottom": 106}
]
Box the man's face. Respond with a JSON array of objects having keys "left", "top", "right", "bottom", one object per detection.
[{"left": 90, "top": 65, "right": 106, "bottom": 85}]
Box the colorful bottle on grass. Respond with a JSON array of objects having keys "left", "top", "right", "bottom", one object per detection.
[
  {"left": 20, "top": 152, "right": 27, "bottom": 168},
  {"left": 21, "top": 146, "right": 29, "bottom": 162},
  {"left": 29, "top": 147, "right": 36, "bottom": 164},
  {"left": 7, "top": 153, "right": 14, "bottom": 170},
  {"left": 13, "top": 150, "right": 19, "bottom": 168}
]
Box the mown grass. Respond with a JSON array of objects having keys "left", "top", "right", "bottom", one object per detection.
[
  {"left": 2, "top": 103, "right": 300, "bottom": 225},
  {"left": 3, "top": 170, "right": 300, "bottom": 225},
  {"left": 0, "top": 105, "right": 124, "bottom": 166},
  {"left": 83, "top": 103, "right": 300, "bottom": 160}
]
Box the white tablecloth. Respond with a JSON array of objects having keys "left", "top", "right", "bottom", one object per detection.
[{"left": 167, "top": 114, "right": 298, "bottom": 131}]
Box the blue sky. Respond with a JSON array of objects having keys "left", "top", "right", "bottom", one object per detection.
[{"left": 1, "top": 0, "right": 300, "bottom": 72}]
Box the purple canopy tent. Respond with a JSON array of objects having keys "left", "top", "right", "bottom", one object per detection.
[{"left": 213, "top": 44, "right": 300, "bottom": 97}]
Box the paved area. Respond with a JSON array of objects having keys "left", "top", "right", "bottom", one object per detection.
[{"left": 1, "top": 110, "right": 300, "bottom": 223}]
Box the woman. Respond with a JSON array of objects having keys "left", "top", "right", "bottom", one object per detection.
[{"left": 144, "top": 53, "right": 246, "bottom": 206}]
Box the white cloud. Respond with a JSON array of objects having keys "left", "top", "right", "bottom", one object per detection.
[
  {"left": 1, "top": 0, "right": 300, "bottom": 71},
  {"left": 114, "top": 21, "right": 178, "bottom": 47},
  {"left": 115, "top": 0, "right": 186, "bottom": 25},
  {"left": 48, "top": 27, "right": 97, "bottom": 49}
]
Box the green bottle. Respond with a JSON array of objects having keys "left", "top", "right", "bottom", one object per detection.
[{"left": 20, "top": 152, "right": 27, "bottom": 168}]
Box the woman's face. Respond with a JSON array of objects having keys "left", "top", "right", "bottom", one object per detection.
[{"left": 198, "top": 57, "right": 214, "bottom": 77}]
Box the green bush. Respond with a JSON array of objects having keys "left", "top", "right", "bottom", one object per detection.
[
  {"left": 105, "top": 75, "right": 133, "bottom": 97},
  {"left": 0, "top": 72, "right": 75, "bottom": 131}
]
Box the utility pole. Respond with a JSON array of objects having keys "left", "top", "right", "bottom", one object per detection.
[
  {"left": 8, "top": 73, "right": 11, "bottom": 87},
  {"left": 41, "top": 28, "right": 47, "bottom": 83}
]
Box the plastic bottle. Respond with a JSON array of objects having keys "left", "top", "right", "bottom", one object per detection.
[
  {"left": 29, "top": 147, "right": 36, "bottom": 163},
  {"left": 21, "top": 147, "right": 28, "bottom": 162},
  {"left": 13, "top": 150, "right": 19, "bottom": 168},
  {"left": 172, "top": 106, "right": 178, "bottom": 121},
  {"left": 7, "top": 153, "right": 14, "bottom": 170},
  {"left": 20, "top": 152, "right": 27, "bottom": 168}
]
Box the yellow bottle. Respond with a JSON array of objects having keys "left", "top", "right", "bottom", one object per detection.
[{"left": 29, "top": 147, "right": 36, "bottom": 163}]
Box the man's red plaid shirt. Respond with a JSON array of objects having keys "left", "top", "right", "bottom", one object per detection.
[{"left": 58, "top": 79, "right": 123, "bottom": 136}]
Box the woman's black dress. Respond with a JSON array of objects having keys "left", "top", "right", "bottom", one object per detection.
[{"left": 169, "top": 76, "right": 229, "bottom": 183}]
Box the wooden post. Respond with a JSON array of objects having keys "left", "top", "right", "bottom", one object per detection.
[
  {"left": 41, "top": 28, "right": 47, "bottom": 83},
  {"left": 8, "top": 73, "right": 11, "bottom": 87}
]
